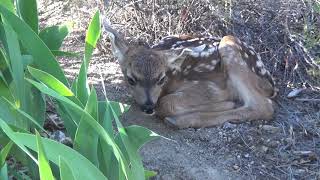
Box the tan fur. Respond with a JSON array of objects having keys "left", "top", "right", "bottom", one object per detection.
[{"left": 104, "top": 24, "right": 277, "bottom": 128}]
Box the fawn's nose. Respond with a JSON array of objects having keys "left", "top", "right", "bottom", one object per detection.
[{"left": 141, "top": 102, "right": 155, "bottom": 115}]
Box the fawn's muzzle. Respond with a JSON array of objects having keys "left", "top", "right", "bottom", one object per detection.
[{"left": 141, "top": 103, "right": 155, "bottom": 115}]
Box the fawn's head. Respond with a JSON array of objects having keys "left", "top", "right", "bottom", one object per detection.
[{"left": 104, "top": 24, "right": 188, "bottom": 114}]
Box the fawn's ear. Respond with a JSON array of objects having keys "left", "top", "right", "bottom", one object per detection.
[
  {"left": 153, "top": 37, "right": 208, "bottom": 70},
  {"left": 102, "top": 20, "right": 128, "bottom": 63},
  {"left": 156, "top": 48, "right": 193, "bottom": 70}
]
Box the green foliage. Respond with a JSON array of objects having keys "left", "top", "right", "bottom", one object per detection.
[{"left": 0, "top": 1, "right": 159, "bottom": 180}]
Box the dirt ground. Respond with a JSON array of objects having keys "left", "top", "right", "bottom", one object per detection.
[{"left": 38, "top": 0, "right": 320, "bottom": 179}]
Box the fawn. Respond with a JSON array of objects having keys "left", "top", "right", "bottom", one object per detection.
[{"left": 103, "top": 22, "right": 277, "bottom": 129}]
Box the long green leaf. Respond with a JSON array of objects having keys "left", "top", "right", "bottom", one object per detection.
[
  {"left": 145, "top": 170, "right": 157, "bottom": 179},
  {"left": 121, "top": 125, "right": 159, "bottom": 152},
  {"left": 0, "top": 97, "right": 45, "bottom": 131},
  {"left": 24, "top": 83, "right": 46, "bottom": 128},
  {"left": 0, "top": 0, "right": 14, "bottom": 13},
  {"left": 2, "top": 16, "right": 25, "bottom": 114},
  {"left": 39, "top": 24, "right": 70, "bottom": 50},
  {"left": 35, "top": 131, "right": 54, "bottom": 180},
  {"left": 0, "top": 163, "right": 8, "bottom": 180},
  {"left": 113, "top": 110, "right": 159, "bottom": 179},
  {"left": 0, "top": 48, "right": 12, "bottom": 86},
  {"left": 28, "top": 66, "right": 74, "bottom": 96},
  {"left": 16, "top": 0, "right": 38, "bottom": 33},
  {"left": 0, "top": 77, "right": 14, "bottom": 102},
  {"left": 76, "top": 11, "right": 101, "bottom": 104},
  {"left": 0, "top": 119, "right": 37, "bottom": 163},
  {"left": 98, "top": 139, "right": 117, "bottom": 178},
  {"left": 55, "top": 102, "right": 78, "bottom": 139},
  {"left": 3, "top": 129, "right": 108, "bottom": 180},
  {"left": 0, "top": 5, "right": 68, "bottom": 86},
  {"left": 0, "top": 141, "right": 13, "bottom": 166},
  {"left": 26, "top": 78, "right": 131, "bottom": 179},
  {"left": 59, "top": 156, "right": 75, "bottom": 180},
  {"left": 74, "top": 87, "right": 99, "bottom": 166}
]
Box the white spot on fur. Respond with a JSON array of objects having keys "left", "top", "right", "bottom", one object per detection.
[
  {"left": 239, "top": 60, "right": 246, "bottom": 66},
  {"left": 189, "top": 51, "right": 200, "bottom": 57},
  {"left": 211, "top": 60, "right": 218, "bottom": 65},
  {"left": 242, "top": 42, "right": 248, "bottom": 47},
  {"left": 193, "top": 67, "right": 203, "bottom": 72},
  {"left": 172, "top": 70, "right": 178, "bottom": 75},
  {"left": 260, "top": 68, "right": 267, "bottom": 75},
  {"left": 256, "top": 60, "right": 264, "bottom": 67},
  {"left": 183, "top": 68, "right": 189, "bottom": 75},
  {"left": 207, "top": 47, "right": 217, "bottom": 53},
  {"left": 200, "top": 51, "right": 210, "bottom": 57},
  {"left": 212, "top": 42, "right": 219, "bottom": 46},
  {"left": 257, "top": 54, "right": 262, "bottom": 61},
  {"left": 193, "top": 63, "right": 206, "bottom": 72},
  {"left": 187, "top": 38, "right": 199, "bottom": 42},
  {"left": 235, "top": 38, "right": 241, "bottom": 44},
  {"left": 249, "top": 50, "right": 255, "bottom": 55},
  {"left": 237, "top": 44, "right": 242, "bottom": 51},
  {"left": 205, "top": 64, "right": 215, "bottom": 70}
]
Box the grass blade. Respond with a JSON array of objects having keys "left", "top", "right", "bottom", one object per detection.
[
  {"left": 0, "top": 119, "right": 37, "bottom": 163},
  {"left": 26, "top": 78, "right": 131, "bottom": 179},
  {"left": 14, "top": 131, "right": 108, "bottom": 180},
  {"left": 0, "top": 141, "right": 13, "bottom": 166},
  {"left": 76, "top": 11, "right": 101, "bottom": 104},
  {"left": 28, "top": 66, "right": 74, "bottom": 96},
  {"left": 24, "top": 83, "right": 46, "bottom": 128},
  {"left": 112, "top": 109, "right": 159, "bottom": 179},
  {"left": 0, "top": 163, "right": 8, "bottom": 180},
  {"left": 16, "top": 0, "right": 38, "bottom": 33},
  {"left": 35, "top": 130, "right": 54, "bottom": 180},
  {"left": 0, "top": 97, "right": 46, "bottom": 131},
  {"left": 0, "top": 5, "right": 68, "bottom": 86},
  {"left": 59, "top": 156, "right": 75, "bottom": 180},
  {"left": 2, "top": 17, "right": 25, "bottom": 111},
  {"left": 0, "top": 77, "right": 14, "bottom": 102},
  {"left": 74, "top": 88, "right": 99, "bottom": 166},
  {"left": 0, "top": 0, "right": 15, "bottom": 13}
]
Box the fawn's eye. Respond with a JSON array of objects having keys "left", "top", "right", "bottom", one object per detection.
[
  {"left": 127, "top": 77, "right": 136, "bottom": 86},
  {"left": 157, "top": 76, "right": 166, "bottom": 86}
]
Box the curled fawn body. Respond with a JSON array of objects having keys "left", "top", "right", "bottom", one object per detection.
[{"left": 104, "top": 23, "right": 277, "bottom": 129}]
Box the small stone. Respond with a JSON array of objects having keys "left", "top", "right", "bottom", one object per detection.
[
  {"left": 232, "top": 165, "right": 240, "bottom": 170},
  {"left": 223, "top": 122, "right": 236, "bottom": 129},
  {"left": 287, "top": 88, "right": 305, "bottom": 98},
  {"left": 51, "top": 130, "right": 66, "bottom": 142},
  {"left": 244, "top": 154, "right": 250, "bottom": 158}
]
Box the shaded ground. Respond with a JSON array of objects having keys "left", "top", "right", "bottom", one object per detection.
[{"left": 39, "top": 0, "right": 320, "bottom": 179}]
